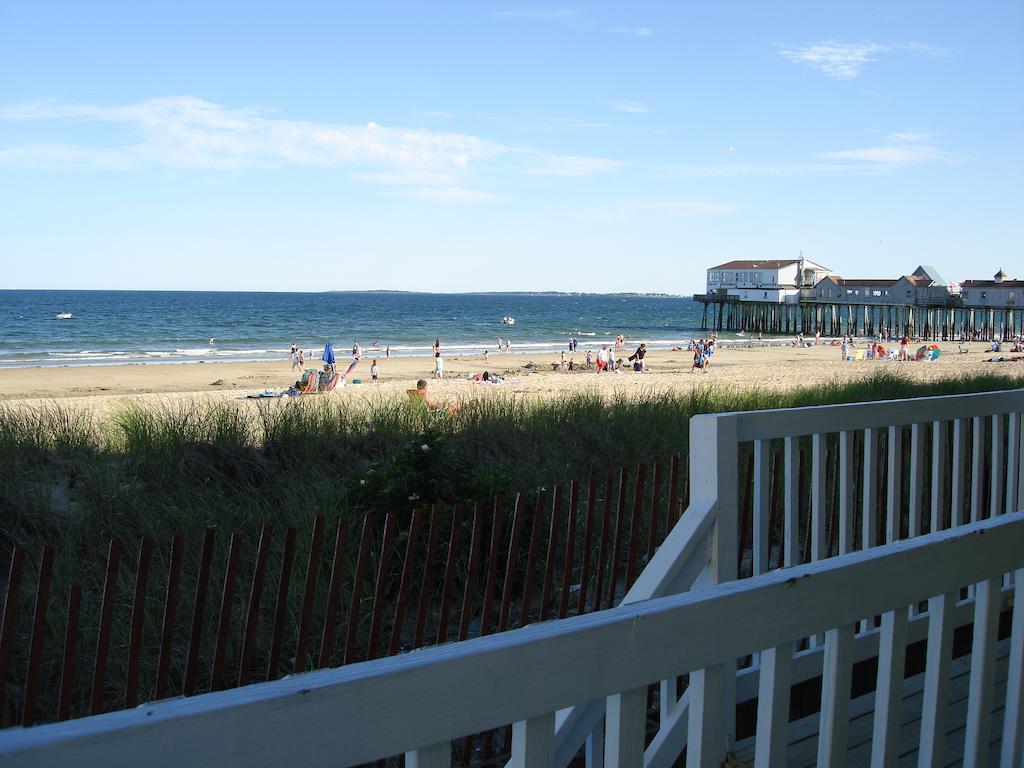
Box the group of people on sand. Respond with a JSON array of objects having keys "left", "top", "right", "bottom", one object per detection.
[{"left": 690, "top": 337, "right": 716, "bottom": 372}]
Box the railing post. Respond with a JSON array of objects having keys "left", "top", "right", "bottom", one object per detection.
[
  {"left": 604, "top": 687, "right": 645, "bottom": 768},
  {"left": 510, "top": 712, "right": 555, "bottom": 768},
  {"left": 688, "top": 413, "right": 738, "bottom": 757},
  {"left": 406, "top": 741, "right": 452, "bottom": 767},
  {"left": 1000, "top": 567, "right": 1024, "bottom": 767}
]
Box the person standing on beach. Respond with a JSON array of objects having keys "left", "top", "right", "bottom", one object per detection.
[
  {"left": 370, "top": 359, "right": 379, "bottom": 382},
  {"left": 386, "top": 345, "right": 391, "bottom": 358},
  {"left": 597, "top": 345, "right": 609, "bottom": 372},
  {"left": 629, "top": 343, "right": 647, "bottom": 371},
  {"left": 585, "top": 349, "right": 593, "bottom": 369},
  {"left": 505, "top": 338, "right": 512, "bottom": 354},
  {"left": 353, "top": 340, "right": 362, "bottom": 359},
  {"left": 433, "top": 352, "right": 444, "bottom": 379},
  {"left": 290, "top": 342, "right": 299, "bottom": 370},
  {"left": 298, "top": 349, "right": 305, "bottom": 368}
]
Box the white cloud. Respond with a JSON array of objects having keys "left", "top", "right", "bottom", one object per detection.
[
  {"left": 778, "top": 41, "right": 944, "bottom": 79},
  {"left": 611, "top": 27, "right": 653, "bottom": 36},
  {"left": 661, "top": 132, "right": 951, "bottom": 178},
  {"left": 607, "top": 100, "right": 649, "bottom": 114},
  {"left": 0, "top": 96, "right": 620, "bottom": 198},
  {"left": 820, "top": 132, "right": 948, "bottom": 167}
]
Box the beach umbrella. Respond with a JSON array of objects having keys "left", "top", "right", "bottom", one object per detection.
[{"left": 322, "top": 342, "right": 335, "bottom": 365}]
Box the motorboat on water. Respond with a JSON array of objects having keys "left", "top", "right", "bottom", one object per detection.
[
  {"left": 501, "top": 316, "right": 515, "bottom": 325},
  {"left": 55, "top": 312, "right": 73, "bottom": 319}
]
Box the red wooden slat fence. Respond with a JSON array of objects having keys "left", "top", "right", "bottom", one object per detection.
[{"left": 0, "top": 454, "right": 719, "bottom": 748}]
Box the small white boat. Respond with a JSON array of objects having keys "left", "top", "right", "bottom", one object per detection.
[
  {"left": 501, "top": 316, "right": 516, "bottom": 325},
  {"left": 55, "top": 312, "right": 73, "bottom": 319}
]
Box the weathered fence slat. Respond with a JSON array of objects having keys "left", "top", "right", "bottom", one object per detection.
[
  {"left": 389, "top": 509, "right": 424, "bottom": 657},
  {"left": 645, "top": 462, "right": 663, "bottom": 566},
  {"left": 0, "top": 549, "right": 26, "bottom": 725},
  {"left": 519, "top": 491, "right": 546, "bottom": 628},
  {"left": 458, "top": 503, "right": 485, "bottom": 641},
  {"left": 89, "top": 539, "right": 122, "bottom": 715},
  {"left": 344, "top": 514, "right": 376, "bottom": 664},
  {"left": 154, "top": 534, "right": 184, "bottom": 699},
  {"left": 183, "top": 529, "right": 216, "bottom": 697},
  {"left": 266, "top": 527, "right": 297, "bottom": 681},
  {"left": 478, "top": 498, "right": 505, "bottom": 637},
  {"left": 56, "top": 585, "right": 81, "bottom": 722},
  {"left": 558, "top": 479, "right": 580, "bottom": 620},
  {"left": 624, "top": 463, "right": 647, "bottom": 590},
  {"left": 367, "top": 513, "right": 398, "bottom": 661},
  {"left": 606, "top": 468, "right": 628, "bottom": 608},
  {"left": 539, "top": 486, "right": 562, "bottom": 620},
  {"left": 592, "top": 472, "right": 613, "bottom": 613},
  {"left": 575, "top": 476, "right": 597, "bottom": 616},
  {"left": 22, "top": 546, "right": 55, "bottom": 727},
  {"left": 666, "top": 454, "right": 680, "bottom": 533},
  {"left": 319, "top": 522, "right": 349, "bottom": 669},
  {"left": 436, "top": 506, "right": 465, "bottom": 644},
  {"left": 210, "top": 532, "right": 243, "bottom": 692},
  {"left": 498, "top": 494, "right": 525, "bottom": 633},
  {"left": 238, "top": 523, "right": 273, "bottom": 686},
  {"left": 124, "top": 537, "right": 153, "bottom": 709},
  {"left": 413, "top": 507, "right": 443, "bottom": 650},
  {"left": 294, "top": 515, "right": 326, "bottom": 674}
]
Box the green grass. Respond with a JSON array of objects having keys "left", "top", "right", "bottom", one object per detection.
[{"left": 1, "top": 369, "right": 1021, "bottom": 559}]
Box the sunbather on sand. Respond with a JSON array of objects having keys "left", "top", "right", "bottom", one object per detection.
[{"left": 412, "top": 379, "right": 458, "bottom": 413}]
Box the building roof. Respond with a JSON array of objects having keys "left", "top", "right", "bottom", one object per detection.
[
  {"left": 962, "top": 279, "right": 1024, "bottom": 288},
  {"left": 913, "top": 265, "right": 948, "bottom": 286},
  {"left": 819, "top": 277, "right": 897, "bottom": 287},
  {"left": 710, "top": 260, "right": 798, "bottom": 270}
]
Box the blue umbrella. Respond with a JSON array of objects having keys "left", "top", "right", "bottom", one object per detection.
[{"left": 322, "top": 342, "right": 335, "bottom": 365}]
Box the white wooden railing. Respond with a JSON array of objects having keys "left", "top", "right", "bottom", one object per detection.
[
  {"left": 0, "top": 389, "right": 1021, "bottom": 768},
  {"left": 554, "top": 388, "right": 1024, "bottom": 767}
]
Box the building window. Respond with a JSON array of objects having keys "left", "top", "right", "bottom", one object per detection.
[
  {"left": 1010, "top": 292, "right": 1015, "bottom": 301},
  {"left": 981, "top": 291, "right": 988, "bottom": 300}
]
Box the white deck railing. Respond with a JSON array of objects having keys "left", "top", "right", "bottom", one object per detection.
[
  {"left": 0, "top": 389, "right": 1021, "bottom": 768},
  {"left": 556, "top": 388, "right": 1024, "bottom": 767}
]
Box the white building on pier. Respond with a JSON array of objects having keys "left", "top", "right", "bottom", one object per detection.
[{"left": 705, "top": 257, "right": 830, "bottom": 303}]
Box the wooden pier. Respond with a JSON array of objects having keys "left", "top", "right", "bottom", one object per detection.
[{"left": 695, "top": 295, "right": 1022, "bottom": 341}]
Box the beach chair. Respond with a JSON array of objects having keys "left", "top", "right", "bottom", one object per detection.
[
  {"left": 298, "top": 369, "right": 320, "bottom": 393},
  {"left": 317, "top": 372, "right": 341, "bottom": 393},
  {"left": 854, "top": 349, "right": 866, "bottom": 362}
]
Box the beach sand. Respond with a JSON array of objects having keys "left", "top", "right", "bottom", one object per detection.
[{"left": 2, "top": 341, "right": 1021, "bottom": 419}]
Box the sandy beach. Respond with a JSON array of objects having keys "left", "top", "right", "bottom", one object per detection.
[{"left": 2, "top": 341, "right": 1021, "bottom": 418}]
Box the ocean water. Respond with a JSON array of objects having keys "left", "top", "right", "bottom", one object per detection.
[{"left": 0, "top": 290, "right": 711, "bottom": 368}]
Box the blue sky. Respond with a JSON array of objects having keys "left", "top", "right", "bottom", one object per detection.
[{"left": 1, "top": 1, "right": 1021, "bottom": 293}]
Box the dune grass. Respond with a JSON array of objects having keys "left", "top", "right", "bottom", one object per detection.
[{"left": 0, "top": 369, "right": 1020, "bottom": 562}]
